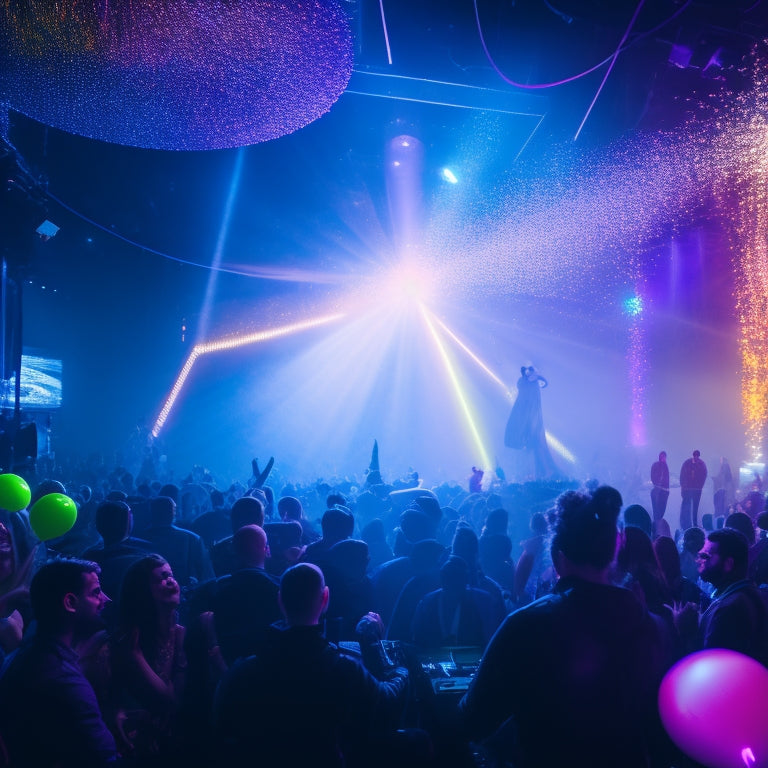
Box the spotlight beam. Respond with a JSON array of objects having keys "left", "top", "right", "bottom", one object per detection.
[
  {"left": 152, "top": 312, "right": 344, "bottom": 438},
  {"left": 197, "top": 147, "right": 246, "bottom": 342},
  {"left": 420, "top": 304, "right": 493, "bottom": 472}
]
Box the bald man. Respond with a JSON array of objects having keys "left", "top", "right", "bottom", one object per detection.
[
  {"left": 214, "top": 563, "right": 409, "bottom": 768},
  {"left": 211, "top": 525, "right": 281, "bottom": 665}
]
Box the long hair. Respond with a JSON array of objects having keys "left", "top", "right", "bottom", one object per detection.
[{"left": 119, "top": 553, "right": 169, "bottom": 657}]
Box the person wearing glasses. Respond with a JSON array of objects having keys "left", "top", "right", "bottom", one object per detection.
[{"left": 693, "top": 528, "right": 768, "bottom": 666}]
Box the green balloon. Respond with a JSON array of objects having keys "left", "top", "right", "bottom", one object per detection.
[
  {"left": 0, "top": 473, "right": 31, "bottom": 512},
  {"left": 29, "top": 493, "right": 77, "bottom": 541}
]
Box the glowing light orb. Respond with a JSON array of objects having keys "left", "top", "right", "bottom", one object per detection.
[
  {"left": 441, "top": 168, "right": 459, "bottom": 184},
  {"left": 375, "top": 261, "right": 437, "bottom": 310},
  {"left": 0, "top": 0, "right": 353, "bottom": 149},
  {"left": 622, "top": 294, "right": 643, "bottom": 316}
]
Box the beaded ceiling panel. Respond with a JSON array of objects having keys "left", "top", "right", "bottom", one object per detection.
[{"left": 0, "top": 0, "right": 353, "bottom": 149}]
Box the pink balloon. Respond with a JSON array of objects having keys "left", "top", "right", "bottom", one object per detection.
[{"left": 659, "top": 649, "right": 768, "bottom": 768}]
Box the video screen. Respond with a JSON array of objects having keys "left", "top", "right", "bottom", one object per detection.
[{"left": 1, "top": 352, "right": 63, "bottom": 410}]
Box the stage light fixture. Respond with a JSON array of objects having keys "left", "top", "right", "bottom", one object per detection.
[
  {"left": 623, "top": 294, "right": 643, "bottom": 316},
  {"left": 441, "top": 168, "right": 458, "bottom": 184},
  {"left": 35, "top": 220, "right": 59, "bottom": 240}
]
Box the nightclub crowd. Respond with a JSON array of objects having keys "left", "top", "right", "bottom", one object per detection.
[{"left": 0, "top": 449, "right": 767, "bottom": 768}]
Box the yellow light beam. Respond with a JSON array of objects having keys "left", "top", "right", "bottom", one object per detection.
[
  {"left": 431, "top": 314, "right": 513, "bottom": 397},
  {"left": 429, "top": 310, "right": 577, "bottom": 464},
  {"left": 420, "top": 304, "right": 493, "bottom": 471}
]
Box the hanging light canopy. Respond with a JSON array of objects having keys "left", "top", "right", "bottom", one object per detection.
[{"left": 0, "top": 0, "right": 353, "bottom": 150}]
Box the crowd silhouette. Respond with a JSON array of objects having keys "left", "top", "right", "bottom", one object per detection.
[{"left": 0, "top": 445, "right": 767, "bottom": 767}]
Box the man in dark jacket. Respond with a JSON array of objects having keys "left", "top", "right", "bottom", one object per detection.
[
  {"left": 212, "top": 524, "right": 281, "bottom": 665},
  {"left": 680, "top": 450, "right": 707, "bottom": 529},
  {"left": 696, "top": 527, "right": 768, "bottom": 666},
  {"left": 0, "top": 558, "right": 118, "bottom": 767}
]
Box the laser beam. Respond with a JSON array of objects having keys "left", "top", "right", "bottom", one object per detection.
[
  {"left": 197, "top": 147, "right": 246, "bottom": 342},
  {"left": 420, "top": 304, "right": 492, "bottom": 472},
  {"left": 429, "top": 312, "right": 512, "bottom": 397},
  {"left": 429, "top": 311, "right": 577, "bottom": 464}
]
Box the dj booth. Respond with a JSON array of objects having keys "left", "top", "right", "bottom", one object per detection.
[
  {"left": 387, "top": 642, "right": 484, "bottom": 768},
  {"left": 416, "top": 645, "right": 482, "bottom": 696},
  {"left": 339, "top": 640, "right": 483, "bottom": 764}
]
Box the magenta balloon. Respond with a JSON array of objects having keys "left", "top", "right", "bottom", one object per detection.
[{"left": 659, "top": 649, "right": 768, "bottom": 768}]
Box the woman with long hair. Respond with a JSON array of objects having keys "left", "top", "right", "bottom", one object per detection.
[{"left": 113, "top": 554, "right": 187, "bottom": 760}]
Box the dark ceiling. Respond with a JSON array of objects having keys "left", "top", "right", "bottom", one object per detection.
[
  {"left": 352, "top": 0, "right": 768, "bottom": 138},
  {"left": 0, "top": 0, "right": 762, "bottom": 357},
  {"left": 3, "top": 0, "right": 767, "bottom": 269}
]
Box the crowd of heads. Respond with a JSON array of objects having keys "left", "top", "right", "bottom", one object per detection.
[{"left": 0, "top": 448, "right": 767, "bottom": 767}]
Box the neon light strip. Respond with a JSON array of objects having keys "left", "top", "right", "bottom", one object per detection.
[
  {"left": 420, "top": 304, "right": 492, "bottom": 471},
  {"left": 152, "top": 313, "right": 345, "bottom": 437}
]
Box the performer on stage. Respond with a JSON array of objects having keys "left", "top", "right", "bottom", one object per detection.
[{"left": 504, "top": 365, "right": 556, "bottom": 478}]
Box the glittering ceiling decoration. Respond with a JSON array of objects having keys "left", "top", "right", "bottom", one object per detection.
[
  {"left": 710, "top": 43, "right": 768, "bottom": 462},
  {"left": 0, "top": 0, "right": 353, "bottom": 149}
]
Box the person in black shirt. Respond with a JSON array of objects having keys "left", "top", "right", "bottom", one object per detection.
[
  {"left": 0, "top": 558, "right": 118, "bottom": 767},
  {"left": 213, "top": 563, "right": 408, "bottom": 768},
  {"left": 212, "top": 524, "right": 281, "bottom": 665},
  {"left": 460, "top": 486, "right": 665, "bottom": 768}
]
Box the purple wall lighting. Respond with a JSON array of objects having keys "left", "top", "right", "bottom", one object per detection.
[
  {"left": 0, "top": 0, "right": 353, "bottom": 150},
  {"left": 625, "top": 287, "right": 647, "bottom": 448}
]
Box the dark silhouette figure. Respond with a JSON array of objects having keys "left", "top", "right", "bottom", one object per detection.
[
  {"left": 504, "top": 366, "right": 556, "bottom": 478},
  {"left": 649, "top": 451, "right": 669, "bottom": 531},
  {"left": 212, "top": 563, "right": 408, "bottom": 768},
  {"left": 680, "top": 450, "right": 707, "bottom": 530},
  {"left": 460, "top": 486, "right": 665, "bottom": 768}
]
